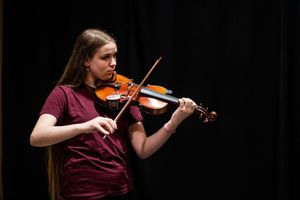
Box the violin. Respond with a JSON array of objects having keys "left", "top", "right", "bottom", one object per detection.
[{"left": 95, "top": 73, "right": 217, "bottom": 123}]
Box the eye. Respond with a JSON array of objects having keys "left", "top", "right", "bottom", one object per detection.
[{"left": 101, "top": 55, "right": 111, "bottom": 60}]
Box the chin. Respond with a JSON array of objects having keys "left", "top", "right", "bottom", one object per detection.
[{"left": 99, "top": 74, "right": 115, "bottom": 82}]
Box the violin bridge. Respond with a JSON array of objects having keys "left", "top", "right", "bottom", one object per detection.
[{"left": 126, "top": 82, "right": 133, "bottom": 96}]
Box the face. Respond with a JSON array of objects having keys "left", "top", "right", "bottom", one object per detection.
[{"left": 85, "top": 42, "right": 117, "bottom": 85}]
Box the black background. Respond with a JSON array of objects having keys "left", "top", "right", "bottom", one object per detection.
[{"left": 2, "top": 0, "right": 300, "bottom": 199}]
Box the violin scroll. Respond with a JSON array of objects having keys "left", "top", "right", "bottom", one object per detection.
[{"left": 195, "top": 103, "right": 217, "bottom": 123}]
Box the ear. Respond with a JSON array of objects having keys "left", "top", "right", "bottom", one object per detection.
[{"left": 84, "top": 60, "right": 89, "bottom": 67}]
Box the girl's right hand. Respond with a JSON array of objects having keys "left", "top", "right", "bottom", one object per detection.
[{"left": 82, "top": 116, "right": 117, "bottom": 136}]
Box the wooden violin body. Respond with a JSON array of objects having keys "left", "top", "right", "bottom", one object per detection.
[{"left": 95, "top": 74, "right": 217, "bottom": 123}]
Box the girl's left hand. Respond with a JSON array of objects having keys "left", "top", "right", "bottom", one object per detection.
[{"left": 169, "top": 97, "right": 197, "bottom": 127}]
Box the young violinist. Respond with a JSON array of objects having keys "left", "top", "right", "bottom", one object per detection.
[{"left": 29, "top": 28, "right": 197, "bottom": 200}]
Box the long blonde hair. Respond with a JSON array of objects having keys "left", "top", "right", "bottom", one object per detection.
[{"left": 47, "top": 28, "right": 116, "bottom": 200}]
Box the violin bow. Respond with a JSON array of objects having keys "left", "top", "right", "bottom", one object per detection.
[
  {"left": 103, "top": 56, "right": 162, "bottom": 139},
  {"left": 114, "top": 56, "right": 162, "bottom": 122}
]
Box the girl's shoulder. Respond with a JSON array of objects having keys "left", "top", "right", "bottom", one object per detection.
[{"left": 52, "top": 85, "right": 75, "bottom": 94}]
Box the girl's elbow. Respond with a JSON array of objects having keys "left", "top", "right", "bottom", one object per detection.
[
  {"left": 29, "top": 135, "right": 36, "bottom": 146},
  {"left": 29, "top": 134, "right": 42, "bottom": 147},
  {"left": 136, "top": 152, "right": 150, "bottom": 160}
]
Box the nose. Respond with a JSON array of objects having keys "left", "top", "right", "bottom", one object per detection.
[{"left": 110, "top": 57, "right": 117, "bottom": 68}]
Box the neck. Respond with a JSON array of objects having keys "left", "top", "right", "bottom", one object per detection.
[{"left": 84, "top": 79, "right": 103, "bottom": 89}]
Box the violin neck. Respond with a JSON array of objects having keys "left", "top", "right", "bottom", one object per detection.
[
  {"left": 140, "top": 87, "right": 179, "bottom": 104},
  {"left": 140, "top": 87, "right": 207, "bottom": 119}
]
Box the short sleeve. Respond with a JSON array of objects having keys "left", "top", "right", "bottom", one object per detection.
[
  {"left": 128, "top": 105, "right": 144, "bottom": 126},
  {"left": 40, "top": 86, "right": 68, "bottom": 124}
]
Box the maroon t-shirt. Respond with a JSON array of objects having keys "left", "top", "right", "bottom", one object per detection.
[{"left": 40, "top": 85, "right": 143, "bottom": 200}]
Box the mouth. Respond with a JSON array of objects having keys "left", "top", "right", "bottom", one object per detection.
[{"left": 107, "top": 70, "right": 116, "bottom": 76}]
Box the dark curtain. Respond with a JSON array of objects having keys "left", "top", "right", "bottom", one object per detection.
[{"left": 2, "top": 0, "right": 300, "bottom": 199}]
